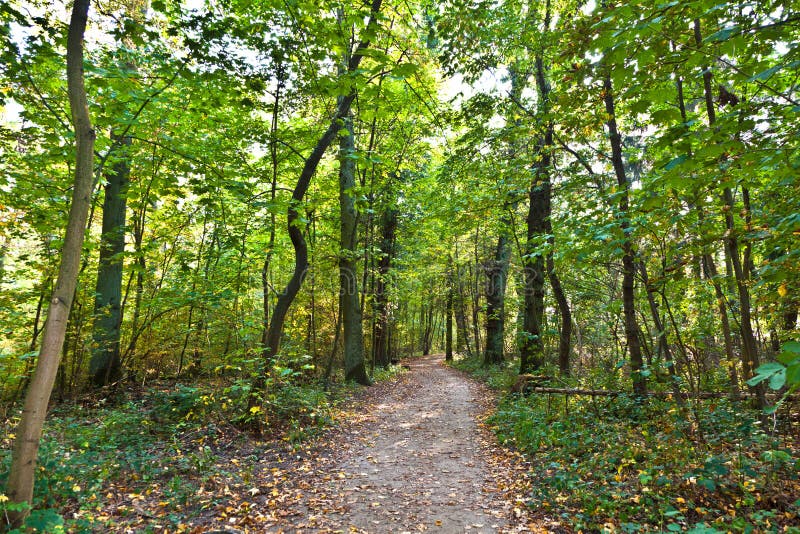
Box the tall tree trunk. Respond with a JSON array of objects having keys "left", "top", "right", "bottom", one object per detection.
[
  {"left": 519, "top": 13, "right": 562, "bottom": 376},
  {"left": 260, "top": 65, "right": 283, "bottom": 359},
  {"left": 373, "top": 207, "right": 396, "bottom": 368},
  {"left": 471, "top": 229, "right": 482, "bottom": 356},
  {"left": 530, "top": 20, "right": 571, "bottom": 376},
  {"left": 546, "top": 235, "right": 571, "bottom": 376},
  {"left": 446, "top": 272, "right": 454, "bottom": 362},
  {"left": 88, "top": 1, "right": 148, "bottom": 388},
  {"left": 602, "top": 72, "right": 647, "bottom": 397},
  {"left": 675, "top": 73, "right": 740, "bottom": 399},
  {"left": 5, "top": 0, "right": 94, "bottom": 525},
  {"left": 484, "top": 223, "right": 509, "bottom": 365},
  {"left": 89, "top": 135, "right": 130, "bottom": 388},
  {"left": 454, "top": 261, "right": 472, "bottom": 356},
  {"left": 339, "top": 110, "right": 370, "bottom": 384}
]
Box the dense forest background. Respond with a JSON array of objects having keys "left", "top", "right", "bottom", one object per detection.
[{"left": 0, "top": 0, "right": 798, "bottom": 531}]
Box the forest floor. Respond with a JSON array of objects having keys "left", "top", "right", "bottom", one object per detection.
[{"left": 180, "top": 352, "right": 552, "bottom": 533}]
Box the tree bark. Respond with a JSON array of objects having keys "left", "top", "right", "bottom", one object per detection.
[
  {"left": 484, "top": 224, "right": 509, "bottom": 365},
  {"left": 89, "top": 137, "right": 129, "bottom": 388},
  {"left": 546, "top": 233, "right": 571, "bottom": 376},
  {"left": 445, "top": 269, "right": 454, "bottom": 362},
  {"left": 339, "top": 111, "right": 370, "bottom": 384},
  {"left": 602, "top": 72, "right": 647, "bottom": 397},
  {"left": 520, "top": 178, "right": 548, "bottom": 374},
  {"left": 5, "top": 0, "right": 94, "bottom": 525},
  {"left": 373, "top": 207, "right": 396, "bottom": 368},
  {"left": 88, "top": 1, "right": 149, "bottom": 389}
]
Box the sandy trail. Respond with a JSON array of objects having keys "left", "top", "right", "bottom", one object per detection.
[{"left": 278, "top": 353, "right": 511, "bottom": 533}]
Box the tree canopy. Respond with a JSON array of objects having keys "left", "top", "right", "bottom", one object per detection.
[{"left": 0, "top": 0, "right": 798, "bottom": 530}]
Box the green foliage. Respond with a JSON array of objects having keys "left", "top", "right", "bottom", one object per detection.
[
  {"left": 456, "top": 361, "right": 800, "bottom": 531},
  {"left": 449, "top": 355, "right": 517, "bottom": 391},
  {"left": 748, "top": 341, "right": 800, "bottom": 412}
]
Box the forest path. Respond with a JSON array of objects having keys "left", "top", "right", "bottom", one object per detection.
[{"left": 262, "top": 353, "right": 537, "bottom": 533}]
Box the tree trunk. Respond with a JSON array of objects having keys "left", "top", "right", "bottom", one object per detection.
[
  {"left": 373, "top": 207, "right": 396, "bottom": 368},
  {"left": 639, "top": 262, "right": 683, "bottom": 402},
  {"left": 693, "top": 18, "right": 763, "bottom": 408},
  {"left": 260, "top": 68, "right": 282, "bottom": 362},
  {"left": 5, "top": 0, "right": 94, "bottom": 525},
  {"left": 520, "top": 177, "right": 548, "bottom": 374},
  {"left": 602, "top": 72, "right": 647, "bottom": 397},
  {"left": 455, "top": 271, "right": 472, "bottom": 355},
  {"left": 471, "top": 229, "right": 482, "bottom": 356},
  {"left": 546, "top": 238, "right": 571, "bottom": 376},
  {"left": 484, "top": 225, "right": 509, "bottom": 365},
  {"left": 89, "top": 143, "right": 129, "bottom": 388},
  {"left": 445, "top": 271, "right": 454, "bottom": 362},
  {"left": 339, "top": 110, "right": 370, "bottom": 385}
]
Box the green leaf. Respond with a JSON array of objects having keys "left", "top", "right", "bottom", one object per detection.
[
  {"left": 704, "top": 26, "right": 739, "bottom": 43},
  {"left": 769, "top": 369, "right": 786, "bottom": 390},
  {"left": 664, "top": 154, "right": 688, "bottom": 170},
  {"left": 783, "top": 341, "right": 800, "bottom": 354},
  {"left": 786, "top": 362, "right": 800, "bottom": 386}
]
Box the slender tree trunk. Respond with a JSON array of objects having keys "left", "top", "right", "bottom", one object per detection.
[
  {"left": 546, "top": 236, "right": 571, "bottom": 376},
  {"left": 471, "top": 228, "right": 482, "bottom": 356},
  {"left": 178, "top": 215, "right": 209, "bottom": 376},
  {"left": 639, "top": 262, "right": 683, "bottom": 402},
  {"left": 445, "top": 276, "right": 454, "bottom": 362},
  {"left": 484, "top": 224, "right": 509, "bottom": 365},
  {"left": 693, "top": 18, "right": 763, "bottom": 408},
  {"left": 602, "top": 72, "right": 647, "bottom": 397},
  {"left": 675, "top": 73, "right": 740, "bottom": 399},
  {"left": 454, "top": 262, "right": 472, "bottom": 356},
  {"left": 261, "top": 68, "right": 283, "bottom": 358},
  {"left": 373, "top": 208, "right": 396, "bottom": 368},
  {"left": 5, "top": 0, "right": 94, "bottom": 525}
]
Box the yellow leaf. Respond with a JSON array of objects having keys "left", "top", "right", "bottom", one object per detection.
[
  {"left": 250, "top": 406, "right": 261, "bottom": 415},
  {"left": 72, "top": 485, "right": 81, "bottom": 492},
  {"left": 778, "top": 282, "right": 788, "bottom": 297}
]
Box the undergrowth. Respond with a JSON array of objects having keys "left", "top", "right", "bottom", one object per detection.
[
  {"left": 0, "top": 363, "right": 407, "bottom": 532},
  {"left": 451, "top": 355, "right": 800, "bottom": 533}
]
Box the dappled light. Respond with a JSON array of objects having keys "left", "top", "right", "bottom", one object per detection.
[{"left": 1, "top": 0, "right": 798, "bottom": 531}]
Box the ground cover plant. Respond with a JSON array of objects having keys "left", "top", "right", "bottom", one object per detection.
[{"left": 453, "top": 356, "right": 800, "bottom": 532}]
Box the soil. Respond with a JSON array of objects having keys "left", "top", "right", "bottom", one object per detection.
[
  {"left": 166, "top": 353, "right": 554, "bottom": 533},
  {"left": 252, "top": 353, "right": 540, "bottom": 533}
]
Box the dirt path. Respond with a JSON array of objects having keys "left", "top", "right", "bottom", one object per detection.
[{"left": 266, "top": 354, "right": 528, "bottom": 533}]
